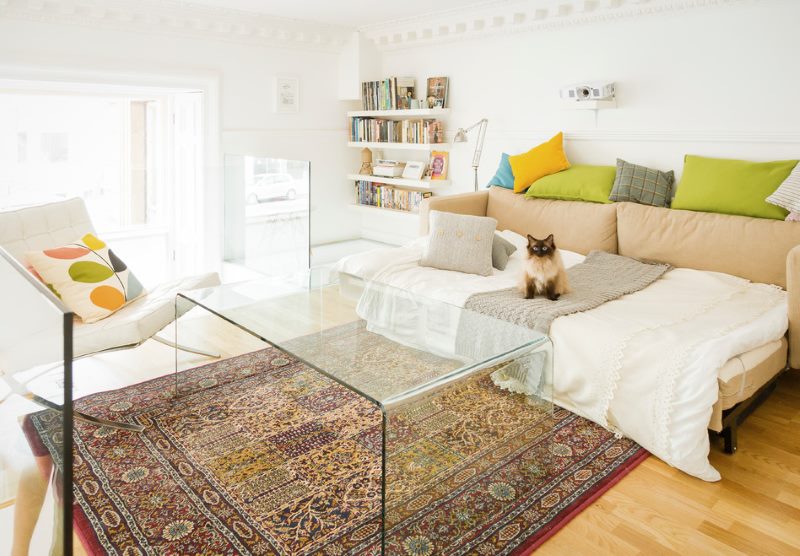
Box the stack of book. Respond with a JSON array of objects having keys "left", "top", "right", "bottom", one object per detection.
[
  {"left": 350, "top": 118, "right": 445, "bottom": 144},
  {"left": 355, "top": 181, "right": 432, "bottom": 213},
  {"left": 361, "top": 77, "right": 415, "bottom": 111}
]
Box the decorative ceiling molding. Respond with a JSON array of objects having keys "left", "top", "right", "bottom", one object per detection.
[
  {"left": 360, "top": 0, "right": 743, "bottom": 51},
  {"left": 489, "top": 129, "right": 800, "bottom": 144},
  {"left": 0, "top": 0, "right": 356, "bottom": 52}
]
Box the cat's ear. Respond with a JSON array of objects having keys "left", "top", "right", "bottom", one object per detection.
[
  {"left": 545, "top": 234, "right": 554, "bottom": 243},
  {"left": 527, "top": 234, "right": 535, "bottom": 244}
]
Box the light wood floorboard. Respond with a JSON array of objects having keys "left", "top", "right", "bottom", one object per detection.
[{"left": 540, "top": 371, "right": 800, "bottom": 555}]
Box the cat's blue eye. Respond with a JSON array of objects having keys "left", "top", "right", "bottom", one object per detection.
[{"left": 542, "top": 247, "right": 549, "bottom": 251}]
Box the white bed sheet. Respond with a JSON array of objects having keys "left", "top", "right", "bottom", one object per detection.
[{"left": 333, "top": 232, "right": 789, "bottom": 481}]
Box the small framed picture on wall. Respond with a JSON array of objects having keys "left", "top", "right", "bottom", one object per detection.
[{"left": 275, "top": 75, "right": 299, "bottom": 113}]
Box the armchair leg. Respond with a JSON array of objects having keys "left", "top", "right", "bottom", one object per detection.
[
  {"left": 2, "top": 375, "right": 144, "bottom": 433},
  {"left": 152, "top": 335, "right": 220, "bottom": 358},
  {"left": 31, "top": 393, "right": 144, "bottom": 433}
]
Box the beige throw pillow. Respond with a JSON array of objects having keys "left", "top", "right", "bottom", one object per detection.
[{"left": 420, "top": 210, "right": 497, "bottom": 276}]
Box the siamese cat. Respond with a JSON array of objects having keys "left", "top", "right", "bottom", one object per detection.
[{"left": 521, "top": 234, "right": 570, "bottom": 301}]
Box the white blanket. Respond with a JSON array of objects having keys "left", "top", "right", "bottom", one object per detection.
[{"left": 334, "top": 232, "right": 788, "bottom": 481}]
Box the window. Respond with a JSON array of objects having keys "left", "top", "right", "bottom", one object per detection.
[{"left": 0, "top": 89, "right": 204, "bottom": 285}]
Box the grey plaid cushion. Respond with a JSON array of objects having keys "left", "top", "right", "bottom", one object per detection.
[{"left": 608, "top": 159, "right": 675, "bottom": 207}]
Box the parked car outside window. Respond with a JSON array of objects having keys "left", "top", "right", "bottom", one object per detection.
[{"left": 245, "top": 173, "right": 302, "bottom": 203}]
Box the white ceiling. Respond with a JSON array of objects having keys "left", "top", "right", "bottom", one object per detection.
[{"left": 186, "top": 0, "right": 490, "bottom": 27}]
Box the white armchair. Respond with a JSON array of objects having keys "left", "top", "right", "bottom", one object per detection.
[{"left": 0, "top": 197, "right": 221, "bottom": 430}]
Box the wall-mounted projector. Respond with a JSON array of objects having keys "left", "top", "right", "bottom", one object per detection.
[{"left": 560, "top": 82, "right": 615, "bottom": 101}]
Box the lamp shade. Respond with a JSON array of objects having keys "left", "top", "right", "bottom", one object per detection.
[{"left": 453, "top": 128, "right": 468, "bottom": 142}]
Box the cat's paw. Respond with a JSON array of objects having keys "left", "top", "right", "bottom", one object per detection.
[{"left": 547, "top": 294, "right": 561, "bottom": 301}]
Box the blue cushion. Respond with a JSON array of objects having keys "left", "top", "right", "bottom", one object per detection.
[{"left": 486, "top": 153, "right": 514, "bottom": 189}]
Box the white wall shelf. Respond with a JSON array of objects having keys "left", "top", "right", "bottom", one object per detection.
[
  {"left": 562, "top": 99, "right": 617, "bottom": 110},
  {"left": 347, "top": 108, "right": 450, "bottom": 118},
  {"left": 346, "top": 173, "right": 449, "bottom": 189},
  {"left": 347, "top": 141, "right": 446, "bottom": 151},
  {"left": 348, "top": 204, "right": 420, "bottom": 217}
]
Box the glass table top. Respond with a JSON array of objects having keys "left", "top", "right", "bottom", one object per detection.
[{"left": 177, "top": 268, "right": 550, "bottom": 410}]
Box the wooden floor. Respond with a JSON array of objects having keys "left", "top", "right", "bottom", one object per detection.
[
  {"left": 540, "top": 371, "right": 800, "bottom": 555},
  {"left": 9, "top": 310, "right": 800, "bottom": 555}
]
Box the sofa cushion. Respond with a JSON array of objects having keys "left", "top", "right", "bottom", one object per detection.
[
  {"left": 526, "top": 164, "right": 615, "bottom": 204},
  {"left": 508, "top": 132, "right": 570, "bottom": 193},
  {"left": 617, "top": 201, "right": 800, "bottom": 288},
  {"left": 766, "top": 162, "right": 800, "bottom": 214},
  {"left": 491, "top": 232, "right": 517, "bottom": 270},
  {"left": 608, "top": 158, "right": 675, "bottom": 207},
  {"left": 486, "top": 153, "right": 515, "bottom": 189},
  {"left": 672, "top": 155, "right": 797, "bottom": 220},
  {"left": 420, "top": 210, "right": 497, "bottom": 276},
  {"left": 486, "top": 186, "right": 617, "bottom": 255}
]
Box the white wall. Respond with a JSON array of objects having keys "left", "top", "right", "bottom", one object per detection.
[
  {"left": 373, "top": 1, "right": 800, "bottom": 239},
  {"left": 0, "top": 16, "right": 361, "bottom": 271},
  {"left": 4, "top": 3, "right": 799, "bottom": 251}
]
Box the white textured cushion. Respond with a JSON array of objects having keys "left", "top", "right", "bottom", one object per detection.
[
  {"left": 73, "top": 271, "right": 220, "bottom": 357},
  {"left": 0, "top": 198, "right": 94, "bottom": 263},
  {"left": 766, "top": 162, "right": 800, "bottom": 213},
  {"left": 420, "top": 210, "right": 497, "bottom": 276}
]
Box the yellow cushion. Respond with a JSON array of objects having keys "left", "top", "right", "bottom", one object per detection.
[{"left": 508, "top": 132, "right": 571, "bottom": 193}]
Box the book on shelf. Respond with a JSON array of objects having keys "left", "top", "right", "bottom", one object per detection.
[
  {"left": 350, "top": 117, "right": 446, "bottom": 144},
  {"left": 354, "top": 180, "right": 432, "bottom": 213},
  {"left": 361, "top": 77, "right": 416, "bottom": 111},
  {"left": 426, "top": 77, "right": 449, "bottom": 109}
]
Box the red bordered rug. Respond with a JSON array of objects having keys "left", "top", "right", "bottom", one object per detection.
[{"left": 24, "top": 346, "right": 647, "bottom": 555}]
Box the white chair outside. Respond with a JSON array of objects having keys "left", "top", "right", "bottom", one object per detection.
[{"left": 0, "top": 197, "right": 221, "bottom": 431}]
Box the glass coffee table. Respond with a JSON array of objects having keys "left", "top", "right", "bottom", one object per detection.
[{"left": 175, "top": 270, "right": 552, "bottom": 554}]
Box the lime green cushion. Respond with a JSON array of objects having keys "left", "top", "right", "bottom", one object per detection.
[
  {"left": 672, "top": 155, "right": 798, "bottom": 220},
  {"left": 525, "top": 165, "right": 615, "bottom": 204}
]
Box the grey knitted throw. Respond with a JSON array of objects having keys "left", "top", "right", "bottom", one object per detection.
[{"left": 464, "top": 250, "right": 671, "bottom": 334}]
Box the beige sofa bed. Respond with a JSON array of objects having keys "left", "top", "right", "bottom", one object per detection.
[{"left": 420, "top": 186, "right": 800, "bottom": 453}]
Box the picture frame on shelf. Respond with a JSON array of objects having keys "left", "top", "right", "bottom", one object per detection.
[
  {"left": 428, "top": 151, "right": 449, "bottom": 180},
  {"left": 426, "top": 76, "right": 449, "bottom": 109},
  {"left": 402, "top": 161, "right": 427, "bottom": 180},
  {"left": 275, "top": 75, "right": 299, "bottom": 113}
]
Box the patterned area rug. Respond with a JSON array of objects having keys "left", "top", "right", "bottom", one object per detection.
[{"left": 24, "top": 346, "right": 647, "bottom": 555}]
